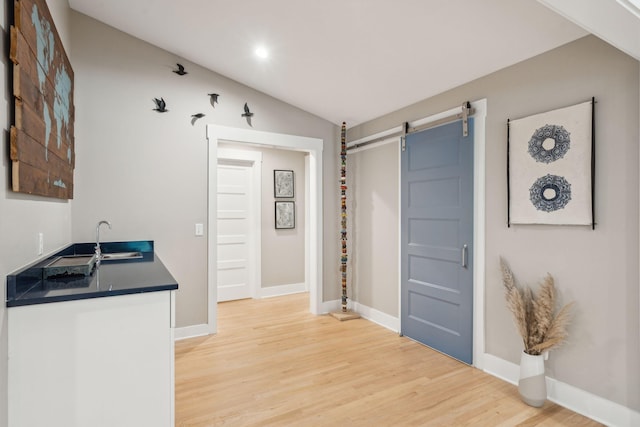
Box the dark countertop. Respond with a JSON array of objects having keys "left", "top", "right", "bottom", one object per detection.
[{"left": 6, "top": 241, "right": 178, "bottom": 307}]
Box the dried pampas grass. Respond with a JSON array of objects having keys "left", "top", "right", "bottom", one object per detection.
[{"left": 500, "top": 257, "right": 574, "bottom": 356}]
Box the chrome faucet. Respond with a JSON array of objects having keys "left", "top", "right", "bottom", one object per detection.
[{"left": 95, "top": 220, "right": 112, "bottom": 262}]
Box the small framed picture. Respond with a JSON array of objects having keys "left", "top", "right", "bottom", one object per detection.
[
  {"left": 274, "top": 170, "right": 294, "bottom": 198},
  {"left": 275, "top": 201, "right": 295, "bottom": 229}
]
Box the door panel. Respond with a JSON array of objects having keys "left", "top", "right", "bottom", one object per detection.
[
  {"left": 401, "top": 119, "right": 474, "bottom": 364},
  {"left": 217, "top": 163, "right": 252, "bottom": 302}
]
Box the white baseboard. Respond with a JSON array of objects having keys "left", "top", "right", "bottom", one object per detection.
[
  {"left": 258, "top": 282, "right": 307, "bottom": 299},
  {"left": 320, "top": 299, "right": 399, "bottom": 332},
  {"left": 320, "top": 299, "right": 341, "bottom": 314},
  {"left": 483, "top": 353, "right": 640, "bottom": 427},
  {"left": 173, "top": 323, "right": 210, "bottom": 341},
  {"left": 352, "top": 302, "right": 399, "bottom": 333},
  {"left": 483, "top": 353, "right": 520, "bottom": 385}
]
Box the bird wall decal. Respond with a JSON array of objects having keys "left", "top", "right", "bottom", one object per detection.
[
  {"left": 191, "top": 113, "right": 205, "bottom": 126},
  {"left": 208, "top": 93, "right": 220, "bottom": 108},
  {"left": 153, "top": 97, "right": 168, "bottom": 112},
  {"left": 173, "top": 63, "right": 188, "bottom": 75},
  {"left": 241, "top": 102, "right": 254, "bottom": 127}
]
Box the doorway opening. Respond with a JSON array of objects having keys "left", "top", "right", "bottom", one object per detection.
[{"left": 207, "top": 125, "right": 323, "bottom": 334}]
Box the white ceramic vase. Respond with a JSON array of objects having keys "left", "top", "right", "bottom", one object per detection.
[{"left": 518, "top": 351, "right": 547, "bottom": 407}]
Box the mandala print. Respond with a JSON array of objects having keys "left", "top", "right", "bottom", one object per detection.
[
  {"left": 529, "top": 174, "right": 572, "bottom": 212},
  {"left": 528, "top": 124, "right": 571, "bottom": 163}
]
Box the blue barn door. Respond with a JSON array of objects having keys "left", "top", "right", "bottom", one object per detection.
[{"left": 400, "top": 119, "right": 474, "bottom": 364}]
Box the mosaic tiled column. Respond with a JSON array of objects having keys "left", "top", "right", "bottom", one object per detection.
[{"left": 340, "top": 122, "right": 348, "bottom": 312}]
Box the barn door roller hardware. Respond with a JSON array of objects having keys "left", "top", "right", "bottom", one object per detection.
[
  {"left": 405, "top": 102, "right": 475, "bottom": 137},
  {"left": 350, "top": 101, "right": 475, "bottom": 152},
  {"left": 461, "top": 101, "right": 471, "bottom": 137},
  {"left": 401, "top": 121, "right": 409, "bottom": 152}
]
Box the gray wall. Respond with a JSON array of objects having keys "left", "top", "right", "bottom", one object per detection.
[
  {"left": 259, "top": 148, "right": 307, "bottom": 287},
  {"left": 219, "top": 143, "right": 306, "bottom": 288},
  {"left": 348, "top": 143, "right": 399, "bottom": 315},
  {"left": 69, "top": 11, "right": 338, "bottom": 328},
  {"left": 0, "top": 2, "right": 73, "bottom": 426},
  {"left": 348, "top": 35, "right": 639, "bottom": 410}
]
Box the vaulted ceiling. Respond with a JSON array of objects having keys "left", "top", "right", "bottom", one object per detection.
[{"left": 68, "top": 0, "right": 637, "bottom": 126}]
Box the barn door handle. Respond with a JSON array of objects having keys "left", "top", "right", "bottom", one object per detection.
[{"left": 461, "top": 244, "right": 468, "bottom": 268}]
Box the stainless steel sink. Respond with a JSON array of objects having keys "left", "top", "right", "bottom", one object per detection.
[
  {"left": 101, "top": 251, "right": 143, "bottom": 261},
  {"left": 44, "top": 254, "right": 97, "bottom": 278}
]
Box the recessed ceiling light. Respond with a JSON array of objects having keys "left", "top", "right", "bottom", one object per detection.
[{"left": 255, "top": 47, "right": 269, "bottom": 59}]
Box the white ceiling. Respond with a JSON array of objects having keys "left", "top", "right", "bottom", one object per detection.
[{"left": 67, "top": 0, "right": 630, "bottom": 127}]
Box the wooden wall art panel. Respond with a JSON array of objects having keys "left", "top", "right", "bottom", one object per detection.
[{"left": 10, "top": 0, "right": 75, "bottom": 199}]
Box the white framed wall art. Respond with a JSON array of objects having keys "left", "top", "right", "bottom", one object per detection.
[{"left": 508, "top": 99, "right": 595, "bottom": 228}]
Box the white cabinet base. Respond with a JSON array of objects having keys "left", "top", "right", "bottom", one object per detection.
[{"left": 8, "top": 291, "right": 174, "bottom": 427}]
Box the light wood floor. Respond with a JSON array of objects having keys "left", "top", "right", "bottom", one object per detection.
[{"left": 175, "top": 293, "right": 601, "bottom": 426}]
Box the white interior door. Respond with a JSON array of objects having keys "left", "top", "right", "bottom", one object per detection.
[{"left": 217, "top": 153, "right": 260, "bottom": 302}]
